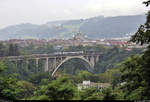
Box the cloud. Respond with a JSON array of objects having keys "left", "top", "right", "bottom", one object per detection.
[
  {"left": 85, "top": 0, "right": 148, "bottom": 17},
  {"left": 0, "top": 0, "right": 148, "bottom": 28}
]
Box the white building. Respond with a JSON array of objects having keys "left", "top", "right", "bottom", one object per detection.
[{"left": 77, "top": 80, "right": 110, "bottom": 91}]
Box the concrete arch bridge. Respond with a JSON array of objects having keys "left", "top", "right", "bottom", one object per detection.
[{"left": 0, "top": 51, "right": 103, "bottom": 76}]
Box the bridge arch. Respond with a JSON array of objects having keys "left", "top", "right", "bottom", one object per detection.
[{"left": 52, "top": 56, "right": 93, "bottom": 76}]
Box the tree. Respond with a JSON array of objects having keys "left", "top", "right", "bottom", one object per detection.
[
  {"left": 8, "top": 44, "right": 14, "bottom": 56},
  {"left": 0, "top": 62, "right": 4, "bottom": 72},
  {"left": 14, "top": 44, "right": 20, "bottom": 56},
  {"left": 2, "top": 59, "right": 18, "bottom": 76},
  {"left": 0, "top": 62, "right": 21, "bottom": 100},
  {"left": 77, "top": 70, "right": 92, "bottom": 82},
  {"left": 102, "top": 87, "right": 123, "bottom": 100},
  {"left": 118, "top": 0, "right": 150, "bottom": 100},
  {"left": 143, "top": 0, "right": 150, "bottom": 6},
  {"left": 0, "top": 74, "right": 22, "bottom": 100},
  {"left": 17, "top": 81, "right": 36, "bottom": 99},
  {"left": 28, "top": 72, "right": 51, "bottom": 85},
  {"left": 120, "top": 55, "right": 149, "bottom": 100},
  {"left": 79, "top": 87, "right": 102, "bottom": 100},
  {"left": 31, "top": 76, "right": 76, "bottom": 100},
  {"left": 0, "top": 43, "right": 6, "bottom": 57},
  {"left": 130, "top": 0, "right": 150, "bottom": 45},
  {"left": 8, "top": 44, "right": 20, "bottom": 56}
]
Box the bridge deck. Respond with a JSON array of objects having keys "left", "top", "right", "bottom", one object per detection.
[{"left": 0, "top": 51, "right": 103, "bottom": 61}]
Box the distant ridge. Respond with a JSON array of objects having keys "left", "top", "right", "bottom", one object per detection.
[{"left": 0, "top": 15, "right": 146, "bottom": 40}]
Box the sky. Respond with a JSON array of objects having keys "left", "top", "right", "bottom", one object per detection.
[{"left": 0, "top": 0, "right": 149, "bottom": 29}]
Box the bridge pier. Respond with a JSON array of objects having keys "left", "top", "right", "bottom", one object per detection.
[
  {"left": 35, "top": 58, "right": 39, "bottom": 68},
  {"left": 96, "top": 55, "right": 99, "bottom": 63},
  {"left": 44, "top": 57, "right": 49, "bottom": 72},
  {"left": 26, "top": 60, "right": 29, "bottom": 65},
  {"left": 90, "top": 56, "right": 95, "bottom": 68}
]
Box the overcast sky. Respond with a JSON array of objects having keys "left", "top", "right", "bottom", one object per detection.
[{"left": 0, "top": 0, "right": 149, "bottom": 29}]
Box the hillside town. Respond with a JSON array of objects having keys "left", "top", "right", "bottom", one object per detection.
[{"left": 0, "top": 32, "right": 146, "bottom": 51}]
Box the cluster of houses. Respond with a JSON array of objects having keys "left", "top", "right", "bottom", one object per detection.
[{"left": 0, "top": 32, "right": 146, "bottom": 50}]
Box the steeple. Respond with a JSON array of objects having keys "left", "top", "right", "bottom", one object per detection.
[{"left": 74, "top": 31, "right": 84, "bottom": 40}]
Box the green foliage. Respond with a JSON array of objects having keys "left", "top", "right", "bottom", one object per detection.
[
  {"left": 0, "top": 74, "right": 22, "bottom": 100},
  {"left": 20, "top": 43, "right": 55, "bottom": 55},
  {"left": 0, "top": 61, "right": 4, "bottom": 72},
  {"left": 2, "top": 60, "right": 18, "bottom": 76},
  {"left": 8, "top": 44, "right": 20, "bottom": 56},
  {"left": 126, "top": 87, "right": 148, "bottom": 100},
  {"left": 62, "top": 44, "right": 108, "bottom": 52},
  {"left": 120, "top": 55, "right": 150, "bottom": 100},
  {"left": 102, "top": 87, "right": 123, "bottom": 100},
  {"left": 28, "top": 72, "right": 52, "bottom": 85},
  {"left": 79, "top": 87, "right": 102, "bottom": 100},
  {"left": 98, "top": 68, "right": 122, "bottom": 84},
  {"left": 32, "top": 76, "right": 76, "bottom": 100},
  {"left": 0, "top": 43, "right": 7, "bottom": 57},
  {"left": 61, "top": 59, "right": 86, "bottom": 75},
  {"left": 17, "top": 81, "right": 36, "bottom": 99},
  {"left": 110, "top": 2, "right": 150, "bottom": 100},
  {"left": 0, "top": 62, "right": 21, "bottom": 100},
  {"left": 77, "top": 70, "right": 92, "bottom": 81},
  {"left": 94, "top": 47, "right": 142, "bottom": 73},
  {"left": 1, "top": 58, "right": 47, "bottom": 81},
  {"left": 34, "top": 44, "right": 55, "bottom": 54},
  {"left": 130, "top": 0, "right": 150, "bottom": 45}
]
